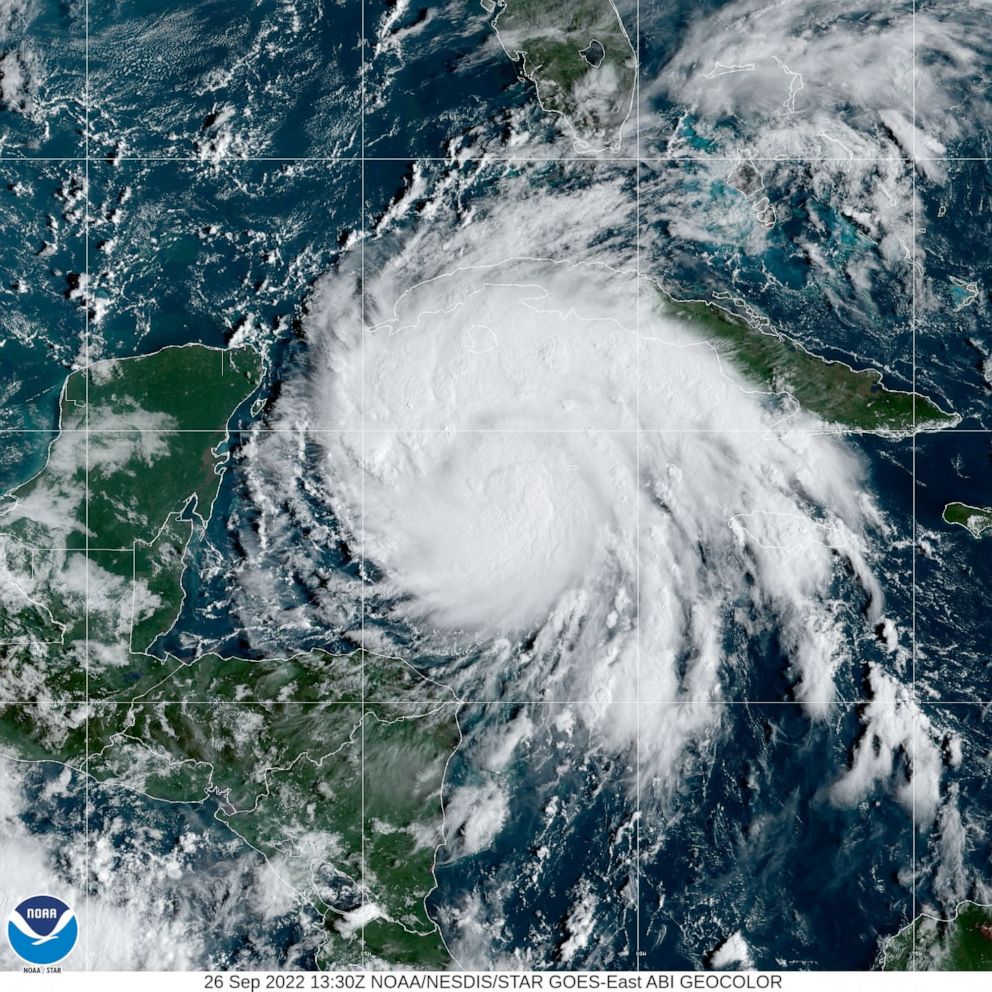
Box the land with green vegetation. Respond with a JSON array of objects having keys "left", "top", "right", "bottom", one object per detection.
[
  {"left": 658, "top": 292, "right": 958, "bottom": 433},
  {"left": 0, "top": 343, "right": 263, "bottom": 699},
  {"left": 0, "top": 344, "right": 457, "bottom": 968},
  {"left": 490, "top": 0, "right": 636, "bottom": 149},
  {"left": 943, "top": 501, "right": 992, "bottom": 538},
  {"left": 883, "top": 903, "right": 992, "bottom": 970}
]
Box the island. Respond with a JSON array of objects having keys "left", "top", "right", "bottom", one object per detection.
[
  {"left": 942, "top": 501, "right": 992, "bottom": 538},
  {"left": 658, "top": 290, "right": 958, "bottom": 434}
]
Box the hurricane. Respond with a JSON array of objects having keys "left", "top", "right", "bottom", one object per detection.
[{"left": 232, "top": 160, "right": 948, "bottom": 965}]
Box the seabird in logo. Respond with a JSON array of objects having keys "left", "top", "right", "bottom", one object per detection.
[{"left": 7, "top": 895, "right": 78, "bottom": 966}]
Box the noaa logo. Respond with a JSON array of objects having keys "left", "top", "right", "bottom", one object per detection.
[{"left": 7, "top": 895, "right": 78, "bottom": 966}]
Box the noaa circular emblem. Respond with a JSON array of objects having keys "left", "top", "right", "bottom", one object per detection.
[{"left": 7, "top": 895, "right": 78, "bottom": 966}]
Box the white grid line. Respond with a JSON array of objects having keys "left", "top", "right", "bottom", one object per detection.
[
  {"left": 360, "top": 0, "right": 367, "bottom": 968},
  {"left": 4, "top": 699, "right": 992, "bottom": 708},
  {"left": 634, "top": 0, "right": 642, "bottom": 969},
  {"left": 911, "top": 0, "right": 918, "bottom": 971},
  {"left": 6, "top": 154, "right": 992, "bottom": 164},
  {"left": 5, "top": 427, "right": 988, "bottom": 435},
  {"left": 82, "top": 0, "right": 90, "bottom": 972}
]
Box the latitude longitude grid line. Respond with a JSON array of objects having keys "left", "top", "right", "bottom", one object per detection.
[
  {"left": 5, "top": 427, "right": 990, "bottom": 434},
  {"left": 6, "top": 154, "right": 992, "bottom": 164},
  {"left": 0, "top": 697, "right": 955, "bottom": 705},
  {"left": 5, "top": 699, "right": 990, "bottom": 708},
  {"left": 634, "top": 0, "right": 642, "bottom": 965},
  {"left": 82, "top": 0, "right": 90, "bottom": 972},
  {"left": 358, "top": 0, "right": 364, "bottom": 969},
  {"left": 359, "top": 0, "right": 368, "bottom": 969},
  {"left": 911, "top": 0, "right": 918, "bottom": 971}
]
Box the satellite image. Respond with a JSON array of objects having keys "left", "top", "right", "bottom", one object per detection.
[{"left": 0, "top": 0, "right": 991, "bottom": 976}]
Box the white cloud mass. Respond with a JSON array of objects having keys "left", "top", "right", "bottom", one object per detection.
[{"left": 242, "top": 163, "right": 942, "bottom": 821}]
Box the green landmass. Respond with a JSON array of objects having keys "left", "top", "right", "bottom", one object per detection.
[
  {"left": 490, "top": 0, "right": 636, "bottom": 149},
  {"left": 883, "top": 903, "right": 992, "bottom": 970},
  {"left": 943, "top": 501, "right": 992, "bottom": 539},
  {"left": 0, "top": 343, "right": 457, "bottom": 968},
  {"left": 0, "top": 343, "right": 263, "bottom": 698},
  {"left": 657, "top": 292, "right": 957, "bottom": 433}
]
